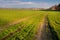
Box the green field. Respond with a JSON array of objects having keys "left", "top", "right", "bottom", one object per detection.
[{"left": 0, "top": 9, "right": 60, "bottom": 40}]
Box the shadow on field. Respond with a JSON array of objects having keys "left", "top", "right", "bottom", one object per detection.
[
  {"left": 55, "top": 20, "right": 60, "bottom": 25},
  {"left": 47, "top": 17, "right": 59, "bottom": 40},
  {"left": 40, "top": 10, "right": 60, "bottom": 12}
]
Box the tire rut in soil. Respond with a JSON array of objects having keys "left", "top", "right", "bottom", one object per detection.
[{"left": 33, "top": 15, "right": 59, "bottom": 40}]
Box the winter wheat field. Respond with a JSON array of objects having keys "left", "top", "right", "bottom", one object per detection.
[{"left": 0, "top": 9, "right": 60, "bottom": 40}]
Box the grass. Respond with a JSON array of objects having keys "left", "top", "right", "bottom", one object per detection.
[
  {"left": 0, "top": 9, "right": 60, "bottom": 40},
  {"left": 0, "top": 9, "right": 41, "bottom": 26},
  {"left": 48, "top": 11, "right": 60, "bottom": 40}
]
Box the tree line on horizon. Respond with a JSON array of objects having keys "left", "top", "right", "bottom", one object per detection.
[{"left": 49, "top": 4, "right": 60, "bottom": 11}]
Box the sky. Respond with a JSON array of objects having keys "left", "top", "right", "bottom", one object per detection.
[{"left": 0, "top": 0, "right": 60, "bottom": 8}]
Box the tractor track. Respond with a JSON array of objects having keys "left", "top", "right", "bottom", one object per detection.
[
  {"left": 1, "top": 14, "right": 59, "bottom": 40},
  {"left": 33, "top": 15, "right": 59, "bottom": 40}
]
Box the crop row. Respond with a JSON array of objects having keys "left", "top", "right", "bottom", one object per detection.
[
  {"left": 7, "top": 13, "right": 45, "bottom": 40},
  {"left": 48, "top": 12, "right": 60, "bottom": 40},
  {"left": 0, "top": 12, "right": 45, "bottom": 40}
]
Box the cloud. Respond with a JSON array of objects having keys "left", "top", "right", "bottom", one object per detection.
[
  {"left": 0, "top": 0, "right": 55, "bottom": 8},
  {"left": 19, "top": 2, "right": 35, "bottom": 4}
]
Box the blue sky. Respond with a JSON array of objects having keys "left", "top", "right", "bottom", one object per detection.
[{"left": 0, "top": 0, "right": 60, "bottom": 8}]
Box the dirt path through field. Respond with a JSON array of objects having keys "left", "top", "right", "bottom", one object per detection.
[
  {"left": 0, "top": 17, "right": 29, "bottom": 31},
  {"left": 9, "top": 17, "right": 29, "bottom": 25},
  {"left": 33, "top": 14, "right": 59, "bottom": 40},
  {"left": 33, "top": 17, "right": 47, "bottom": 40},
  {"left": 33, "top": 15, "right": 55, "bottom": 40}
]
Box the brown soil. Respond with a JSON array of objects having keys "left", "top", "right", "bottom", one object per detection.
[
  {"left": 33, "top": 16, "right": 53, "bottom": 40},
  {"left": 33, "top": 18, "right": 46, "bottom": 40},
  {"left": 9, "top": 17, "right": 29, "bottom": 25},
  {"left": 0, "top": 17, "right": 29, "bottom": 31}
]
